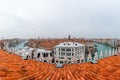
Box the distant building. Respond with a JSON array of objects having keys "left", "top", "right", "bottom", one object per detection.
[
  {"left": 54, "top": 42, "right": 85, "bottom": 64},
  {"left": 1, "top": 39, "right": 119, "bottom": 64},
  {"left": 68, "top": 35, "right": 71, "bottom": 40},
  {"left": 23, "top": 48, "right": 53, "bottom": 63},
  {"left": 0, "top": 41, "right": 4, "bottom": 50}
]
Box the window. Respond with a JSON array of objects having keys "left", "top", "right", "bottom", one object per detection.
[
  {"left": 26, "top": 56, "right": 28, "bottom": 59},
  {"left": 61, "top": 52, "right": 65, "bottom": 56},
  {"left": 82, "top": 46, "right": 84, "bottom": 49},
  {"left": 66, "top": 48, "right": 71, "bottom": 51},
  {"left": 67, "top": 53, "right": 71, "bottom": 56},
  {"left": 59, "top": 48, "right": 61, "bottom": 51},
  {"left": 72, "top": 53, "right": 74, "bottom": 56},
  {"left": 75, "top": 52, "right": 78, "bottom": 56},
  {"left": 60, "top": 61, "right": 63, "bottom": 63},
  {"left": 54, "top": 52, "right": 56, "bottom": 55},
  {"left": 79, "top": 47, "right": 81, "bottom": 50},
  {"left": 50, "top": 53, "right": 53, "bottom": 57},
  {"left": 59, "top": 57, "right": 64, "bottom": 59},
  {"left": 71, "top": 48, "right": 74, "bottom": 51},
  {"left": 75, "top": 48, "right": 78, "bottom": 51},
  {"left": 46, "top": 53, "right": 48, "bottom": 57},
  {"left": 37, "top": 53, "right": 40, "bottom": 58},
  {"left": 43, "top": 53, "right": 45, "bottom": 57},
  {"left": 82, "top": 50, "right": 84, "bottom": 53},
  {"left": 67, "top": 58, "right": 71, "bottom": 60},
  {"left": 61, "top": 48, "right": 65, "bottom": 51}
]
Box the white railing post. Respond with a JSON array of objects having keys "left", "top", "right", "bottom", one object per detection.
[
  {"left": 115, "top": 49, "right": 118, "bottom": 55},
  {"left": 87, "top": 52, "right": 92, "bottom": 62},
  {"left": 109, "top": 49, "right": 112, "bottom": 56},
  {"left": 99, "top": 51, "right": 103, "bottom": 59},
  {"left": 112, "top": 49, "right": 115, "bottom": 56},
  {"left": 94, "top": 52, "right": 98, "bottom": 61},
  {"left": 105, "top": 50, "right": 108, "bottom": 57}
]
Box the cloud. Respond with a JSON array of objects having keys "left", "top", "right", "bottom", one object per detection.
[{"left": 0, "top": 0, "right": 120, "bottom": 39}]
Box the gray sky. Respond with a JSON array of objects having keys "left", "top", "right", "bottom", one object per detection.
[{"left": 0, "top": 0, "right": 120, "bottom": 39}]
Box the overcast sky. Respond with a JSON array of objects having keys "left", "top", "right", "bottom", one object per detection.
[{"left": 0, "top": 0, "right": 120, "bottom": 39}]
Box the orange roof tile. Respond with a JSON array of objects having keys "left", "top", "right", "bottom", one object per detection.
[{"left": 0, "top": 50, "right": 120, "bottom": 80}]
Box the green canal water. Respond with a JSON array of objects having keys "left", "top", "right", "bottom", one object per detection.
[
  {"left": 14, "top": 41, "right": 28, "bottom": 49},
  {"left": 94, "top": 43, "right": 116, "bottom": 55}
]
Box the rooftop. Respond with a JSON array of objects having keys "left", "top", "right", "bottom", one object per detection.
[
  {"left": 28, "top": 39, "right": 87, "bottom": 50},
  {"left": 55, "top": 42, "right": 85, "bottom": 48},
  {"left": 0, "top": 50, "right": 120, "bottom": 80}
]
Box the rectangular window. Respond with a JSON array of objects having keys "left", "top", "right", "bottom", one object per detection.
[
  {"left": 61, "top": 48, "right": 65, "bottom": 51},
  {"left": 82, "top": 46, "right": 84, "bottom": 49},
  {"left": 59, "top": 52, "right": 60, "bottom": 55},
  {"left": 72, "top": 53, "right": 74, "bottom": 56},
  {"left": 66, "top": 48, "right": 71, "bottom": 51},
  {"left": 67, "top": 58, "right": 71, "bottom": 60},
  {"left": 79, "top": 47, "right": 81, "bottom": 50},
  {"left": 59, "top": 57, "right": 64, "bottom": 59},
  {"left": 59, "top": 48, "right": 61, "bottom": 51},
  {"left": 67, "top": 53, "right": 71, "bottom": 56},
  {"left": 61, "top": 52, "right": 65, "bottom": 56},
  {"left": 71, "top": 48, "right": 74, "bottom": 51},
  {"left": 75, "top": 48, "right": 78, "bottom": 51},
  {"left": 54, "top": 52, "right": 56, "bottom": 55},
  {"left": 82, "top": 50, "right": 84, "bottom": 53},
  {"left": 75, "top": 52, "right": 78, "bottom": 56}
]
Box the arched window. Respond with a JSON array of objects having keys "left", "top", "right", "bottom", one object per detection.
[
  {"left": 43, "top": 53, "right": 46, "bottom": 57},
  {"left": 44, "top": 60, "right": 47, "bottom": 62},
  {"left": 46, "top": 53, "right": 48, "bottom": 57},
  {"left": 26, "top": 56, "right": 28, "bottom": 59},
  {"left": 37, "top": 53, "right": 40, "bottom": 58},
  {"left": 31, "top": 52, "right": 34, "bottom": 59}
]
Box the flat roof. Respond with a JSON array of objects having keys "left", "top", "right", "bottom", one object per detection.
[
  {"left": 36, "top": 49, "right": 51, "bottom": 53},
  {"left": 55, "top": 42, "right": 85, "bottom": 48}
]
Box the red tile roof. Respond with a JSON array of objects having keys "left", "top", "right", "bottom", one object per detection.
[
  {"left": 28, "top": 39, "right": 86, "bottom": 50},
  {"left": 0, "top": 50, "right": 120, "bottom": 80}
]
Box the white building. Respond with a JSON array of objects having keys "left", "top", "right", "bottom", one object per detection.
[
  {"left": 33, "top": 49, "right": 53, "bottom": 63},
  {"left": 23, "top": 48, "right": 53, "bottom": 63},
  {"left": 54, "top": 42, "right": 85, "bottom": 64}
]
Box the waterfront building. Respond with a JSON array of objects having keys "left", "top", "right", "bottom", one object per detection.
[
  {"left": 54, "top": 42, "right": 85, "bottom": 64},
  {"left": 0, "top": 40, "right": 119, "bottom": 64},
  {"left": 24, "top": 48, "right": 53, "bottom": 63}
]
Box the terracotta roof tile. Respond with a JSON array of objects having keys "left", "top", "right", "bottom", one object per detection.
[{"left": 0, "top": 50, "right": 120, "bottom": 80}]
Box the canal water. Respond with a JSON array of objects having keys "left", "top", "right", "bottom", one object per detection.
[
  {"left": 94, "top": 43, "right": 116, "bottom": 57},
  {"left": 14, "top": 41, "right": 28, "bottom": 50}
]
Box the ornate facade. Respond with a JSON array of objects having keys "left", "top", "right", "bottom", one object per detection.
[{"left": 54, "top": 42, "right": 85, "bottom": 63}]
